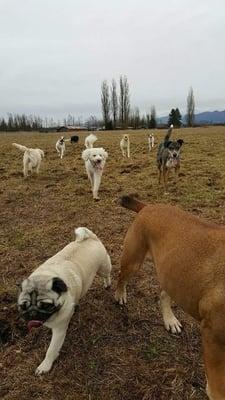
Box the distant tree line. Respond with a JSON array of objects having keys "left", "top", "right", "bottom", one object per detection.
[
  {"left": 0, "top": 84, "right": 196, "bottom": 131},
  {"left": 0, "top": 113, "right": 43, "bottom": 131},
  {"left": 0, "top": 113, "right": 103, "bottom": 132},
  {"left": 101, "top": 77, "right": 195, "bottom": 129},
  {"left": 101, "top": 75, "right": 158, "bottom": 129}
]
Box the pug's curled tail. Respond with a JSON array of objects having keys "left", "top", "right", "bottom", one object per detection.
[
  {"left": 75, "top": 227, "right": 98, "bottom": 242},
  {"left": 120, "top": 195, "right": 147, "bottom": 213}
]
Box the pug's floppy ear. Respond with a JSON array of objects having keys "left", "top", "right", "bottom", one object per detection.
[
  {"left": 52, "top": 277, "right": 67, "bottom": 294},
  {"left": 15, "top": 282, "right": 22, "bottom": 292}
]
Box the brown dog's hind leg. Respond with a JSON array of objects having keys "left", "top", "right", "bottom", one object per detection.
[
  {"left": 115, "top": 225, "right": 147, "bottom": 305},
  {"left": 160, "top": 290, "right": 182, "bottom": 334},
  {"left": 200, "top": 295, "right": 225, "bottom": 399},
  {"left": 201, "top": 324, "right": 225, "bottom": 399}
]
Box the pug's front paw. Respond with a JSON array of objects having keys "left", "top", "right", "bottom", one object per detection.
[{"left": 35, "top": 359, "right": 52, "bottom": 375}]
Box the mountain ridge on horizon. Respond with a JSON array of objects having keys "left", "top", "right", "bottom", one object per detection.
[{"left": 158, "top": 109, "right": 225, "bottom": 125}]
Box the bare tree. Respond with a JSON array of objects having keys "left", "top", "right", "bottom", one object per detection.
[
  {"left": 86, "top": 115, "right": 98, "bottom": 130},
  {"left": 67, "top": 114, "right": 73, "bottom": 126},
  {"left": 111, "top": 79, "right": 118, "bottom": 129},
  {"left": 186, "top": 87, "right": 195, "bottom": 127},
  {"left": 149, "top": 106, "right": 157, "bottom": 129},
  {"left": 101, "top": 80, "right": 111, "bottom": 129},
  {"left": 119, "top": 75, "right": 130, "bottom": 128},
  {"left": 133, "top": 107, "right": 140, "bottom": 129}
]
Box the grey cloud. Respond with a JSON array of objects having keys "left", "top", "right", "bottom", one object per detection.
[{"left": 0, "top": 0, "right": 224, "bottom": 121}]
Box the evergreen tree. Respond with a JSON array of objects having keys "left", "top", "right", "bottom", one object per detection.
[{"left": 168, "top": 108, "right": 182, "bottom": 127}]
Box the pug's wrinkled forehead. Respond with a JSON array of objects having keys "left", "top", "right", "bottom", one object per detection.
[
  {"left": 21, "top": 276, "right": 51, "bottom": 293},
  {"left": 20, "top": 276, "right": 67, "bottom": 295}
]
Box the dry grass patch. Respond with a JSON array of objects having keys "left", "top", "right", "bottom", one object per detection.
[{"left": 1, "top": 127, "right": 225, "bottom": 399}]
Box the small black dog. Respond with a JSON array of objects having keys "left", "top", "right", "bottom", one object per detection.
[
  {"left": 157, "top": 124, "right": 184, "bottom": 192},
  {"left": 71, "top": 135, "right": 79, "bottom": 143}
]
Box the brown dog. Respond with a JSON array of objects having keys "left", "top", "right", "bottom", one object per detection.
[{"left": 115, "top": 195, "right": 225, "bottom": 400}]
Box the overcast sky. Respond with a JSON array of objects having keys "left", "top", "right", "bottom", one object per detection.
[{"left": 0, "top": 0, "right": 224, "bottom": 121}]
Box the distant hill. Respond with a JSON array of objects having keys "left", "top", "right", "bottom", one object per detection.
[
  {"left": 194, "top": 110, "right": 225, "bottom": 124},
  {"left": 158, "top": 110, "right": 225, "bottom": 125}
]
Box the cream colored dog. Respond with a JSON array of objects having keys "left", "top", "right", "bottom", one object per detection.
[
  {"left": 82, "top": 147, "right": 108, "bottom": 200},
  {"left": 18, "top": 227, "right": 112, "bottom": 375},
  {"left": 148, "top": 133, "right": 155, "bottom": 151},
  {"left": 85, "top": 133, "right": 98, "bottom": 149},
  {"left": 12, "top": 143, "right": 44, "bottom": 177},
  {"left": 120, "top": 134, "right": 130, "bottom": 158},
  {"left": 115, "top": 195, "right": 225, "bottom": 400}
]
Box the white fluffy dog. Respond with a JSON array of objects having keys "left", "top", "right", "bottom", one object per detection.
[
  {"left": 85, "top": 133, "right": 98, "bottom": 148},
  {"left": 82, "top": 147, "right": 108, "bottom": 200},
  {"left": 18, "top": 227, "right": 112, "bottom": 375},
  {"left": 120, "top": 134, "right": 130, "bottom": 158},
  {"left": 12, "top": 143, "right": 44, "bottom": 177},
  {"left": 56, "top": 137, "right": 66, "bottom": 159},
  {"left": 148, "top": 133, "right": 155, "bottom": 151}
]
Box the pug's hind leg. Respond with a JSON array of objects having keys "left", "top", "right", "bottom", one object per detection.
[
  {"left": 35, "top": 322, "right": 69, "bottom": 375},
  {"left": 98, "top": 254, "right": 112, "bottom": 288}
]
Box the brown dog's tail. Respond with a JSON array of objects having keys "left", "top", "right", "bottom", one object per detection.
[{"left": 120, "top": 195, "right": 146, "bottom": 213}]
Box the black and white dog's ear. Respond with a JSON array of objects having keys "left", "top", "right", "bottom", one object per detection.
[
  {"left": 177, "top": 139, "right": 184, "bottom": 147},
  {"left": 52, "top": 277, "right": 67, "bottom": 294},
  {"left": 164, "top": 140, "right": 172, "bottom": 148}
]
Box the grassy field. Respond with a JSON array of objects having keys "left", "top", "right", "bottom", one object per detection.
[{"left": 1, "top": 127, "right": 225, "bottom": 400}]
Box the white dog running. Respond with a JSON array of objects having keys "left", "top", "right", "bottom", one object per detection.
[
  {"left": 82, "top": 147, "right": 108, "bottom": 200},
  {"left": 12, "top": 143, "right": 44, "bottom": 177},
  {"left": 85, "top": 133, "right": 98, "bottom": 149},
  {"left": 148, "top": 133, "right": 155, "bottom": 151},
  {"left": 18, "top": 227, "right": 112, "bottom": 375},
  {"left": 120, "top": 134, "right": 130, "bottom": 158}
]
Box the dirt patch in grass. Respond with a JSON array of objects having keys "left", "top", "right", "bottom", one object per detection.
[{"left": 1, "top": 127, "right": 225, "bottom": 399}]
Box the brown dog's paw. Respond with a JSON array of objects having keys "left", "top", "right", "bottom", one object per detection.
[{"left": 115, "top": 287, "right": 127, "bottom": 305}]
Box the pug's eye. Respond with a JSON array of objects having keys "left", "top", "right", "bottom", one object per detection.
[
  {"left": 20, "top": 301, "right": 30, "bottom": 310},
  {"left": 39, "top": 301, "right": 54, "bottom": 311}
]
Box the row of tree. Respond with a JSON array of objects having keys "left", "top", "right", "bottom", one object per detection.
[
  {"left": 0, "top": 113, "right": 43, "bottom": 131},
  {"left": 0, "top": 113, "right": 105, "bottom": 132},
  {"left": 0, "top": 82, "right": 195, "bottom": 131},
  {"left": 101, "top": 76, "right": 130, "bottom": 129},
  {"left": 101, "top": 76, "right": 195, "bottom": 129}
]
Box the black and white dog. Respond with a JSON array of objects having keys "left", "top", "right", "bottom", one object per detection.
[
  {"left": 56, "top": 137, "right": 66, "bottom": 159},
  {"left": 157, "top": 125, "right": 184, "bottom": 192}
]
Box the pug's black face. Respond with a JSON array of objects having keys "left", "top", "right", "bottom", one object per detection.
[{"left": 18, "top": 276, "right": 67, "bottom": 322}]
